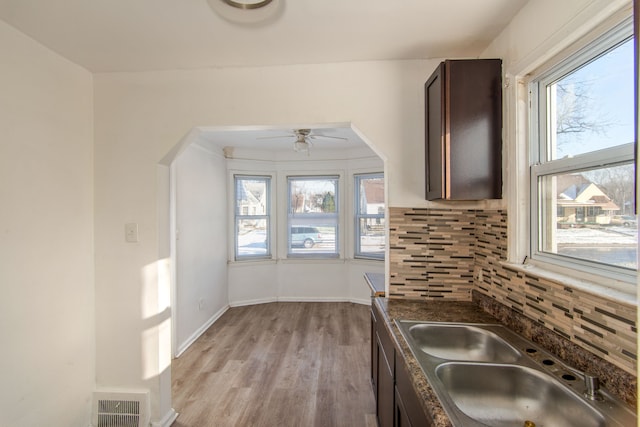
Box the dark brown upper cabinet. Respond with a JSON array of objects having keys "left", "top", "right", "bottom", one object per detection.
[{"left": 425, "top": 59, "right": 503, "bottom": 200}]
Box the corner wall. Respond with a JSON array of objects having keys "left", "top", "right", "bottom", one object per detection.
[
  {"left": 173, "top": 144, "right": 229, "bottom": 356},
  {"left": 0, "top": 20, "right": 95, "bottom": 427}
]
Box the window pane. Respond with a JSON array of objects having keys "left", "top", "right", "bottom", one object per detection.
[
  {"left": 358, "top": 217, "right": 385, "bottom": 256},
  {"left": 288, "top": 176, "right": 339, "bottom": 256},
  {"left": 237, "top": 218, "right": 268, "bottom": 257},
  {"left": 547, "top": 38, "right": 634, "bottom": 160},
  {"left": 355, "top": 173, "right": 385, "bottom": 259},
  {"left": 289, "top": 223, "right": 336, "bottom": 254},
  {"left": 289, "top": 177, "right": 337, "bottom": 214},
  {"left": 235, "top": 175, "right": 270, "bottom": 260},
  {"left": 538, "top": 163, "right": 636, "bottom": 269},
  {"left": 236, "top": 178, "right": 268, "bottom": 215},
  {"left": 358, "top": 175, "right": 384, "bottom": 212}
]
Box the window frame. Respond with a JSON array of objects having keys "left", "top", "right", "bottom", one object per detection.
[
  {"left": 286, "top": 175, "right": 340, "bottom": 258},
  {"left": 528, "top": 18, "right": 636, "bottom": 284},
  {"left": 233, "top": 174, "right": 272, "bottom": 261},
  {"left": 354, "top": 172, "right": 385, "bottom": 260}
]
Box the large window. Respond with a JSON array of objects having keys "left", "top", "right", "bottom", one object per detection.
[
  {"left": 287, "top": 176, "right": 339, "bottom": 257},
  {"left": 355, "top": 173, "right": 385, "bottom": 259},
  {"left": 530, "top": 20, "right": 636, "bottom": 281},
  {"left": 234, "top": 175, "right": 271, "bottom": 260}
]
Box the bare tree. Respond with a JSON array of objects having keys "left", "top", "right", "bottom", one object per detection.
[
  {"left": 556, "top": 75, "right": 634, "bottom": 216},
  {"left": 555, "top": 76, "right": 613, "bottom": 138}
]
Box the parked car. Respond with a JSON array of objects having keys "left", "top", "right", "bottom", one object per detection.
[
  {"left": 291, "top": 226, "right": 322, "bottom": 248},
  {"left": 611, "top": 215, "right": 637, "bottom": 228}
]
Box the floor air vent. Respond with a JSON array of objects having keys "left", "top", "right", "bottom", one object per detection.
[{"left": 92, "top": 391, "right": 149, "bottom": 427}]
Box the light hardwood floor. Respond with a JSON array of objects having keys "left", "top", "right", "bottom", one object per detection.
[{"left": 171, "top": 302, "right": 377, "bottom": 427}]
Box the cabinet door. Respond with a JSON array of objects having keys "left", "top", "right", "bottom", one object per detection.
[
  {"left": 425, "top": 62, "right": 446, "bottom": 200},
  {"left": 396, "top": 354, "right": 433, "bottom": 426},
  {"left": 447, "top": 59, "right": 502, "bottom": 200},
  {"left": 370, "top": 308, "right": 378, "bottom": 398},
  {"left": 395, "top": 388, "right": 412, "bottom": 427},
  {"left": 377, "top": 333, "right": 394, "bottom": 427},
  {"left": 425, "top": 59, "right": 502, "bottom": 200}
]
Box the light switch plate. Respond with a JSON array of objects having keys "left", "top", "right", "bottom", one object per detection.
[{"left": 125, "top": 222, "right": 139, "bottom": 243}]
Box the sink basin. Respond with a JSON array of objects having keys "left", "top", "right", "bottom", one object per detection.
[
  {"left": 435, "top": 362, "right": 606, "bottom": 427},
  {"left": 406, "top": 323, "right": 521, "bottom": 363},
  {"left": 395, "top": 321, "right": 636, "bottom": 426}
]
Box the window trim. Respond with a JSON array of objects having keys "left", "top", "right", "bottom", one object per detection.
[
  {"left": 354, "top": 172, "right": 385, "bottom": 260},
  {"left": 286, "top": 175, "right": 340, "bottom": 259},
  {"left": 528, "top": 18, "right": 636, "bottom": 284},
  {"left": 233, "top": 174, "right": 272, "bottom": 261}
]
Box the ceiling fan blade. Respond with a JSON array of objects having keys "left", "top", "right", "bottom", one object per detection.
[
  {"left": 256, "top": 134, "right": 294, "bottom": 140},
  {"left": 308, "top": 134, "right": 348, "bottom": 141}
]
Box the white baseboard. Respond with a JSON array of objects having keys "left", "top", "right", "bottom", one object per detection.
[
  {"left": 175, "top": 305, "right": 229, "bottom": 358},
  {"left": 229, "top": 296, "right": 277, "bottom": 307},
  {"left": 231, "top": 296, "right": 371, "bottom": 306},
  {"left": 151, "top": 408, "right": 178, "bottom": 427}
]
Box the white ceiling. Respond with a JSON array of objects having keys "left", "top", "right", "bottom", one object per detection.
[
  {"left": 193, "top": 125, "right": 373, "bottom": 157},
  {"left": 0, "top": 0, "right": 528, "bottom": 155},
  {"left": 0, "top": 0, "right": 528, "bottom": 73}
]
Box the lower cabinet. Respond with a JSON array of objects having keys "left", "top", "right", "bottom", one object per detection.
[
  {"left": 394, "top": 388, "right": 412, "bottom": 427},
  {"left": 395, "top": 353, "right": 432, "bottom": 427},
  {"left": 377, "top": 339, "right": 394, "bottom": 427},
  {"left": 371, "top": 302, "right": 433, "bottom": 427},
  {"left": 371, "top": 307, "right": 378, "bottom": 400}
]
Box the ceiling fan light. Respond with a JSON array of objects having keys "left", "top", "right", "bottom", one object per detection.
[
  {"left": 293, "top": 140, "right": 309, "bottom": 153},
  {"left": 220, "top": 0, "right": 273, "bottom": 9}
]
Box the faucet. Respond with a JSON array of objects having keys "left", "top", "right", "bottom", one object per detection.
[{"left": 584, "top": 373, "right": 604, "bottom": 401}]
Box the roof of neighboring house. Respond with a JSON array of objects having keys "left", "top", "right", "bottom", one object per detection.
[
  {"left": 237, "top": 181, "right": 266, "bottom": 204},
  {"left": 363, "top": 178, "right": 385, "bottom": 204},
  {"left": 556, "top": 174, "right": 619, "bottom": 211}
]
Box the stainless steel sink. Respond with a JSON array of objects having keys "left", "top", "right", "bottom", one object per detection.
[
  {"left": 436, "top": 362, "right": 605, "bottom": 427},
  {"left": 406, "top": 323, "right": 520, "bottom": 363},
  {"left": 395, "top": 320, "right": 636, "bottom": 427}
]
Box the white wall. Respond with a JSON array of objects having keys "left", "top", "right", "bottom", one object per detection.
[
  {"left": 92, "top": 0, "right": 635, "bottom": 421},
  {"left": 173, "top": 144, "right": 228, "bottom": 356},
  {"left": 1, "top": 1, "right": 632, "bottom": 425},
  {"left": 0, "top": 20, "right": 95, "bottom": 427},
  {"left": 93, "top": 62, "right": 426, "bottom": 422}
]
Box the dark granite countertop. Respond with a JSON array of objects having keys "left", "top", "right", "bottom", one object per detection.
[
  {"left": 364, "top": 272, "right": 385, "bottom": 297},
  {"left": 373, "top": 298, "right": 504, "bottom": 427},
  {"left": 373, "top": 296, "right": 637, "bottom": 426}
]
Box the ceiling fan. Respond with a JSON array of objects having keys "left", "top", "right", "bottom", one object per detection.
[{"left": 258, "top": 129, "right": 348, "bottom": 154}]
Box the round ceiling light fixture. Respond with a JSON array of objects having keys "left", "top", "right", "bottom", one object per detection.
[
  {"left": 221, "top": 0, "right": 273, "bottom": 9},
  {"left": 207, "top": 0, "right": 283, "bottom": 25}
]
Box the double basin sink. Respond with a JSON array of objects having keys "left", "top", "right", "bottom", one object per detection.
[{"left": 395, "top": 321, "right": 636, "bottom": 427}]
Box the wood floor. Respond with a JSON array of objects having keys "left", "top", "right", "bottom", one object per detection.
[{"left": 171, "top": 302, "right": 377, "bottom": 427}]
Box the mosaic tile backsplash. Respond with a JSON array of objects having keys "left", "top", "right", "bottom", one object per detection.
[{"left": 389, "top": 207, "right": 637, "bottom": 375}]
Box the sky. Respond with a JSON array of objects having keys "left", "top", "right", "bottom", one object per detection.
[{"left": 553, "top": 37, "right": 635, "bottom": 158}]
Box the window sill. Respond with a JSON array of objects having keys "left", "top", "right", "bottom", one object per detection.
[
  {"left": 228, "top": 257, "right": 383, "bottom": 266},
  {"left": 280, "top": 257, "right": 344, "bottom": 264},
  {"left": 228, "top": 258, "right": 276, "bottom": 267},
  {"left": 500, "top": 260, "right": 637, "bottom": 306},
  {"left": 352, "top": 256, "right": 385, "bottom": 263}
]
